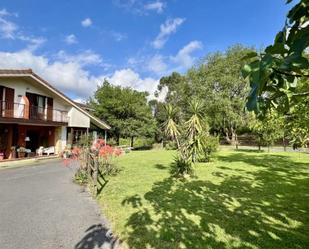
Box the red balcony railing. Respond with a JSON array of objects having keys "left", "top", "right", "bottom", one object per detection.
[{"left": 0, "top": 101, "right": 68, "bottom": 123}]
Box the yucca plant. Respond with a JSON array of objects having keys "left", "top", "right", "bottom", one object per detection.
[
  {"left": 185, "top": 99, "right": 205, "bottom": 162},
  {"left": 163, "top": 100, "right": 207, "bottom": 177},
  {"left": 162, "top": 104, "right": 181, "bottom": 149}
]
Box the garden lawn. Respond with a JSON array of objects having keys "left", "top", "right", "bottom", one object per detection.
[{"left": 97, "top": 148, "right": 309, "bottom": 249}]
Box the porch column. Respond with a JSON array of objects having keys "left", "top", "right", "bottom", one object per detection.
[{"left": 55, "top": 126, "right": 67, "bottom": 154}]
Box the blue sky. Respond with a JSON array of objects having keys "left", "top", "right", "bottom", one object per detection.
[{"left": 0, "top": 0, "right": 291, "bottom": 101}]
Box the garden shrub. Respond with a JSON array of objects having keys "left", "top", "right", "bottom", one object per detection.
[
  {"left": 74, "top": 168, "right": 88, "bottom": 185},
  {"left": 199, "top": 136, "right": 219, "bottom": 162},
  {"left": 165, "top": 140, "right": 177, "bottom": 150},
  {"left": 170, "top": 156, "right": 193, "bottom": 177}
]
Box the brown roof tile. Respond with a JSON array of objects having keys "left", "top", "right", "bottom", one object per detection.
[{"left": 0, "top": 69, "right": 33, "bottom": 74}]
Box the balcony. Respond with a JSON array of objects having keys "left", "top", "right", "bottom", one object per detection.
[{"left": 0, "top": 101, "right": 68, "bottom": 123}]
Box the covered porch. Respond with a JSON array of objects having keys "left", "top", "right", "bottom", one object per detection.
[{"left": 0, "top": 123, "right": 65, "bottom": 160}]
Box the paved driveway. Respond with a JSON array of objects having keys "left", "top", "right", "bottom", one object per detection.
[{"left": 0, "top": 159, "right": 121, "bottom": 249}]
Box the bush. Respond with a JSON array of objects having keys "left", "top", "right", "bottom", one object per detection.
[
  {"left": 199, "top": 136, "right": 219, "bottom": 162},
  {"left": 74, "top": 169, "right": 88, "bottom": 185},
  {"left": 170, "top": 156, "right": 193, "bottom": 177},
  {"left": 165, "top": 140, "right": 177, "bottom": 150}
]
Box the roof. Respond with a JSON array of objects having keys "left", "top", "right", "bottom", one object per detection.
[{"left": 0, "top": 69, "right": 110, "bottom": 130}]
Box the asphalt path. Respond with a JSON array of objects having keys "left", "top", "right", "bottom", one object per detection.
[{"left": 0, "top": 159, "right": 121, "bottom": 249}]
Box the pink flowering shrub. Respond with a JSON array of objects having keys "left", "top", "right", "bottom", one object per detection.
[
  {"left": 92, "top": 139, "right": 122, "bottom": 175},
  {"left": 63, "top": 138, "right": 122, "bottom": 180}
]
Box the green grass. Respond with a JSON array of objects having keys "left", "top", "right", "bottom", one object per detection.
[{"left": 97, "top": 148, "right": 309, "bottom": 249}]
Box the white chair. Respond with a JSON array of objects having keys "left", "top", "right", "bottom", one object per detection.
[
  {"left": 36, "top": 146, "right": 44, "bottom": 156},
  {"left": 43, "top": 146, "right": 55, "bottom": 155}
]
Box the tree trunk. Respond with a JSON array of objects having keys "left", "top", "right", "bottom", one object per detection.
[
  {"left": 283, "top": 134, "right": 287, "bottom": 152},
  {"left": 130, "top": 136, "right": 134, "bottom": 148},
  {"left": 224, "top": 128, "right": 231, "bottom": 144},
  {"left": 116, "top": 135, "right": 120, "bottom": 146},
  {"left": 235, "top": 133, "right": 239, "bottom": 149}
]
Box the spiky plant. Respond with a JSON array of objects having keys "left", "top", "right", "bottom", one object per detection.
[
  {"left": 185, "top": 99, "right": 205, "bottom": 162},
  {"left": 162, "top": 104, "right": 181, "bottom": 149}
]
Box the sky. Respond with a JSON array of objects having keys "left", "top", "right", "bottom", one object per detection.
[{"left": 0, "top": 0, "right": 291, "bottom": 102}]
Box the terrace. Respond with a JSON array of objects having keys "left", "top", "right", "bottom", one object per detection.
[{"left": 0, "top": 101, "right": 68, "bottom": 124}]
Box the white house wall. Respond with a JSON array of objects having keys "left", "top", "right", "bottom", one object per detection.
[
  {"left": 68, "top": 107, "right": 90, "bottom": 128},
  {"left": 0, "top": 78, "right": 69, "bottom": 111}
]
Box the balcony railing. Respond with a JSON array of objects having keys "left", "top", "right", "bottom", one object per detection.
[{"left": 0, "top": 101, "right": 68, "bottom": 123}]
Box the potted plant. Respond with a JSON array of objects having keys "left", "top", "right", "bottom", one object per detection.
[
  {"left": 62, "top": 145, "right": 72, "bottom": 159},
  {"left": 17, "top": 147, "right": 26, "bottom": 158},
  {"left": 9, "top": 146, "right": 16, "bottom": 159}
]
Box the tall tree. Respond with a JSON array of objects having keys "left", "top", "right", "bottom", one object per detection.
[
  {"left": 250, "top": 111, "right": 284, "bottom": 152},
  {"left": 90, "top": 80, "right": 156, "bottom": 147},
  {"left": 186, "top": 45, "right": 254, "bottom": 144}
]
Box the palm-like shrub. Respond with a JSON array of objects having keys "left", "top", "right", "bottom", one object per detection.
[
  {"left": 162, "top": 104, "right": 181, "bottom": 149},
  {"left": 184, "top": 99, "right": 205, "bottom": 162},
  {"left": 163, "top": 100, "right": 211, "bottom": 177}
]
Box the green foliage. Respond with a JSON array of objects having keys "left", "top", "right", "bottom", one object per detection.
[
  {"left": 170, "top": 156, "right": 194, "bottom": 177},
  {"left": 149, "top": 99, "right": 168, "bottom": 143},
  {"left": 243, "top": 0, "right": 309, "bottom": 113},
  {"left": 74, "top": 168, "right": 88, "bottom": 185},
  {"left": 199, "top": 135, "right": 219, "bottom": 162},
  {"left": 250, "top": 111, "right": 284, "bottom": 151},
  {"left": 184, "top": 99, "right": 206, "bottom": 162},
  {"left": 164, "top": 140, "right": 177, "bottom": 150},
  {"left": 98, "top": 157, "right": 121, "bottom": 176},
  {"left": 162, "top": 99, "right": 208, "bottom": 176},
  {"left": 158, "top": 45, "right": 253, "bottom": 144},
  {"left": 162, "top": 104, "right": 181, "bottom": 148},
  {"left": 286, "top": 80, "right": 309, "bottom": 148},
  {"left": 90, "top": 80, "right": 156, "bottom": 146},
  {"left": 118, "top": 137, "right": 154, "bottom": 148}
]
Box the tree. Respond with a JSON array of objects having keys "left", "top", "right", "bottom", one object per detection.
[
  {"left": 186, "top": 45, "right": 254, "bottom": 145},
  {"left": 250, "top": 111, "right": 284, "bottom": 152},
  {"left": 242, "top": 0, "right": 309, "bottom": 113},
  {"left": 148, "top": 99, "right": 168, "bottom": 143},
  {"left": 156, "top": 72, "right": 189, "bottom": 113},
  {"left": 286, "top": 79, "right": 309, "bottom": 150},
  {"left": 90, "top": 80, "right": 156, "bottom": 147}
]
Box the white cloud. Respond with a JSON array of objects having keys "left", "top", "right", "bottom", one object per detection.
[
  {"left": 152, "top": 18, "right": 185, "bottom": 49},
  {"left": 171, "top": 40, "right": 202, "bottom": 68},
  {"left": 64, "top": 34, "right": 78, "bottom": 44},
  {"left": 0, "top": 50, "right": 102, "bottom": 98},
  {"left": 144, "top": 1, "right": 165, "bottom": 13},
  {"left": 18, "top": 35, "right": 46, "bottom": 51},
  {"left": 81, "top": 18, "right": 92, "bottom": 27},
  {"left": 110, "top": 31, "right": 127, "bottom": 41},
  {"left": 0, "top": 9, "right": 45, "bottom": 50},
  {"left": 147, "top": 54, "right": 167, "bottom": 74},
  {"left": 105, "top": 68, "right": 159, "bottom": 98},
  {"left": 0, "top": 9, "right": 18, "bottom": 39},
  {"left": 56, "top": 50, "right": 104, "bottom": 67},
  {"left": 73, "top": 98, "right": 86, "bottom": 104},
  {"left": 113, "top": 0, "right": 163, "bottom": 15},
  {"left": 0, "top": 50, "right": 160, "bottom": 99}
]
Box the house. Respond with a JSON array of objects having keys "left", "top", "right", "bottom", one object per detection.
[{"left": 0, "top": 69, "right": 110, "bottom": 159}]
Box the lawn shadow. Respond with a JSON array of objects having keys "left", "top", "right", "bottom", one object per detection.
[
  {"left": 235, "top": 148, "right": 265, "bottom": 153},
  {"left": 122, "top": 153, "right": 309, "bottom": 249},
  {"left": 154, "top": 164, "right": 168, "bottom": 170}
]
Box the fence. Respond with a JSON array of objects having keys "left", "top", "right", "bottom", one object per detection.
[{"left": 81, "top": 149, "right": 107, "bottom": 195}]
